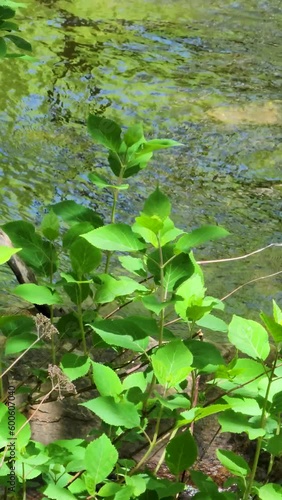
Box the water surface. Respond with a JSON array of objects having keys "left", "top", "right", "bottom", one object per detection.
[{"left": 0, "top": 0, "right": 281, "bottom": 320}]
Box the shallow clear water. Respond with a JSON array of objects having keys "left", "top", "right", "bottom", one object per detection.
[{"left": 0, "top": 0, "right": 281, "bottom": 319}]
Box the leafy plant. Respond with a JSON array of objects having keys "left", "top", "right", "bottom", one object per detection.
[
  {"left": 0, "top": 2, "right": 32, "bottom": 58},
  {"left": 0, "top": 116, "right": 281, "bottom": 500}
]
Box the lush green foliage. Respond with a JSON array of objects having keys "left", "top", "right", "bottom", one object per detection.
[
  {"left": 0, "top": 2, "right": 31, "bottom": 58},
  {"left": 0, "top": 116, "right": 282, "bottom": 500}
]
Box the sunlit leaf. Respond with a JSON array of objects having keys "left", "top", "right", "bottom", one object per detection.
[
  {"left": 60, "top": 354, "right": 91, "bottom": 381},
  {"left": 92, "top": 362, "right": 123, "bottom": 397},
  {"left": 151, "top": 340, "right": 193, "bottom": 388},
  {"left": 175, "top": 226, "right": 229, "bottom": 254},
  {"left": 82, "top": 223, "right": 146, "bottom": 252},
  {"left": 81, "top": 396, "right": 140, "bottom": 428},
  {"left": 84, "top": 434, "right": 118, "bottom": 484},
  {"left": 0, "top": 246, "right": 21, "bottom": 264},
  {"left": 228, "top": 315, "right": 270, "bottom": 361},
  {"left": 14, "top": 284, "right": 62, "bottom": 305},
  {"left": 216, "top": 449, "right": 250, "bottom": 477}
]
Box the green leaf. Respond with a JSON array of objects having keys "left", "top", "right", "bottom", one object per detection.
[
  {"left": 88, "top": 173, "right": 128, "bottom": 191},
  {"left": 137, "top": 138, "right": 182, "bottom": 154},
  {"left": 123, "top": 372, "right": 147, "bottom": 392},
  {"left": 273, "top": 300, "right": 282, "bottom": 325},
  {"left": 62, "top": 222, "right": 95, "bottom": 249},
  {"left": 0, "top": 246, "right": 21, "bottom": 264},
  {"left": 0, "top": 37, "right": 7, "bottom": 56},
  {"left": 70, "top": 238, "right": 101, "bottom": 276},
  {"left": 124, "top": 123, "right": 145, "bottom": 147},
  {"left": 84, "top": 434, "right": 118, "bottom": 484},
  {"left": 63, "top": 280, "right": 90, "bottom": 305},
  {"left": 142, "top": 295, "right": 175, "bottom": 316},
  {"left": 185, "top": 341, "right": 224, "bottom": 373},
  {"left": 189, "top": 470, "right": 219, "bottom": 496},
  {"left": 0, "top": 315, "right": 35, "bottom": 337},
  {"left": 160, "top": 218, "right": 183, "bottom": 246},
  {"left": 143, "top": 187, "right": 171, "bottom": 221},
  {"left": 114, "top": 485, "right": 135, "bottom": 500},
  {"left": 0, "top": 20, "right": 18, "bottom": 30},
  {"left": 14, "top": 284, "right": 62, "bottom": 305},
  {"left": 133, "top": 217, "right": 182, "bottom": 247},
  {"left": 175, "top": 274, "right": 206, "bottom": 321},
  {"left": 175, "top": 226, "right": 229, "bottom": 254},
  {"left": 146, "top": 478, "right": 184, "bottom": 498},
  {"left": 260, "top": 311, "right": 282, "bottom": 343},
  {"left": 98, "top": 483, "right": 122, "bottom": 497},
  {"left": 147, "top": 245, "right": 197, "bottom": 290},
  {"left": 92, "top": 362, "right": 123, "bottom": 397},
  {"left": 151, "top": 340, "right": 193, "bottom": 388},
  {"left": 215, "top": 358, "right": 266, "bottom": 398},
  {"left": 125, "top": 475, "right": 147, "bottom": 496},
  {"left": 42, "top": 484, "right": 76, "bottom": 500},
  {"left": 134, "top": 215, "right": 163, "bottom": 242},
  {"left": 82, "top": 223, "right": 146, "bottom": 252},
  {"left": 60, "top": 354, "right": 91, "bottom": 381},
  {"left": 154, "top": 393, "right": 191, "bottom": 411},
  {"left": 0, "top": 6, "right": 15, "bottom": 19},
  {"left": 51, "top": 200, "right": 103, "bottom": 227},
  {"left": 0, "top": 409, "right": 31, "bottom": 450},
  {"left": 228, "top": 315, "right": 270, "bottom": 361},
  {"left": 216, "top": 449, "right": 250, "bottom": 477},
  {"left": 41, "top": 210, "right": 60, "bottom": 241},
  {"left": 95, "top": 274, "right": 147, "bottom": 303},
  {"left": 165, "top": 430, "right": 197, "bottom": 474},
  {"left": 87, "top": 114, "right": 122, "bottom": 152},
  {"left": 218, "top": 410, "right": 265, "bottom": 440},
  {"left": 258, "top": 483, "right": 282, "bottom": 500},
  {"left": 181, "top": 404, "right": 230, "bottom": 424},
  {"left": 89, "top": 318, "right": 150, "bottom": 352},
  {"left": 119, "top": 256, "right": 146, "bottom": 277},
  {"left": 5, "top": 34, "right": 31, "bottom": 51},
  {"left": 271, "top": 390, "right": 282, "bottom": 413},
  {"left": 265, "top": 434, "right": 282, "bottom": 456},
  {"left": 2, "top": 221, "right": 57, "bottom": 275},
  {"left": 196, "top": 314, "right": 228, "bottom": 333},
  {"left": 122, "top": 150, "right": 153, "bottom": 178},
  {"left": 222, "top": 396, "right": 261, "bottom": 416},
  {"left": 5, "top": 333, "right": 37, "bottom": 355},
  {"left": 81, "top": 396, "right": 140, "bottom": 428},
  {"left": 60, "top": 272, "right": 92, "bottom": 284}
]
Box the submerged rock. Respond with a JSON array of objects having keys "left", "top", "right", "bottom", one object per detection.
[{"left": 207, "top": 101, "right": 282, "bottom": 125}]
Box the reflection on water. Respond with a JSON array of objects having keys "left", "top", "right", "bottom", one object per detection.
[{"left": 0, "top": 0, "right": 281, "bottom": 317}]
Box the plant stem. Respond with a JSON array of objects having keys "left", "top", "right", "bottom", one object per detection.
[
  {"left": 154, "top": 427, "right": 178, "bottom": 474},
  {"left": 78, "top": 284, "right": 87, "bottom": 356},
  {"left": 49, "top": 244, "right": 56, "bottom": 364},
  {"left": 131, "top": 394, "right": 166, "bottom": 475},
  {"left": 267, "top": 412, "right": 281, "bottom": 477},
  {"left": 22, "top": 463, "right": 26, "bottom": 500},
  {"left": 104, "top": 165, "right": 125, "bottom": 274},
  {"left": 158, "top": 235, "right": 166, "bottom": 347},
  {"left": 243, "top": 353, "right": 278, "bottom": 500}
]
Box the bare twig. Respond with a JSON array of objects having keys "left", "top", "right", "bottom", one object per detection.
[{"left": 198, "top": 242, "right": 282, "bottom": 265}]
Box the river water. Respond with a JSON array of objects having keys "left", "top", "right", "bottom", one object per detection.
[{"left": 0, "top": 0, "right": 281, "bottom": 320}]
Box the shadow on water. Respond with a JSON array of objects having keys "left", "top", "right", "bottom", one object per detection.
[{"left": 0, "top": 0, "right": 281, "bottom": 322}]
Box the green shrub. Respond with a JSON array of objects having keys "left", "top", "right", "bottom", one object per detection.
[{"left": 0, "top": 116, "right": 282, "bottom": 500}]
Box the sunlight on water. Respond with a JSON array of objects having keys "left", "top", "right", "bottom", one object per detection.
[{"left": 0, "top": 0, "right": 281, "bottom": 316}]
